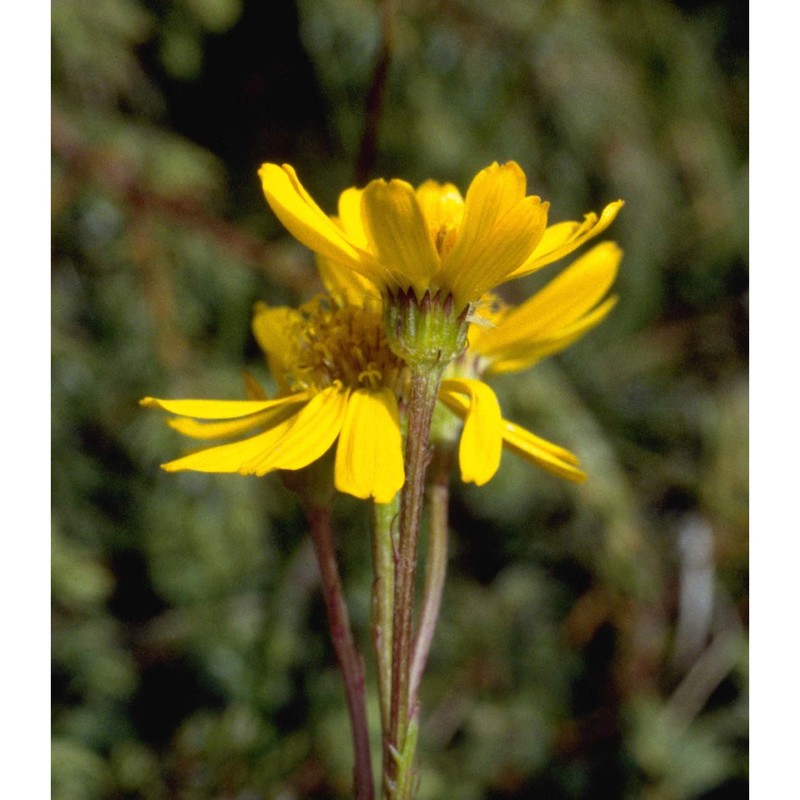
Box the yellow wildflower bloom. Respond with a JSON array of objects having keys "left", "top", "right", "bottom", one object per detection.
[
  {"left": 318, "top": 259, "right": 594, "bottom": 486},
  {"left": 259, "top": 160, "right": 623, "bottom": 313},
  {"left": 142, "top": 295, "right": 407, "bottom": 504},
  {"left": 431, "top": 300, "right": 612, "bottom": 485},
  {"left": 433, "top": 240, "right": 624, "bottom": 485},
  {"left": 142, "top": 281, "right": 590, "bottom": 498},
  {"left": 144, "top": 164, "right": 622, "bottom": 498}
]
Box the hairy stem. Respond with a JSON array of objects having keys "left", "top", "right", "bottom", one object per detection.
[{"left": 386, "top": 364, "right": 444, "bottom": 797}]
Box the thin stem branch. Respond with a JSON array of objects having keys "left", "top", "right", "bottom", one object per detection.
[
  {"left": 410, "top": 445, "right": 453, "bottom": 701},
  {"left": 307, "top": 506, "right": 375, "bottom": 800}
]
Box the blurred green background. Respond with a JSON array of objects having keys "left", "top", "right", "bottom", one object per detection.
[{"left": 51, "top": 0, "right": 748, "bottom": 797}]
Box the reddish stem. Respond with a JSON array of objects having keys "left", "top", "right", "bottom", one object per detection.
[{"left": 307, "top": 506, "right": 374, "bottom": 800}]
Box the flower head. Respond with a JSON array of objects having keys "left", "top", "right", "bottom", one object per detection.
[
  {"left": 432, "top": 239, "right": 623, "bottom": 486},
  {"left": 141, "top": 294, "right": 408, "bottom": 503},
  {"left": 144, "top": 162, "right": 623, "bottom": 501},
  {"left": 316, "top": 246, "right": 623, "bottom": 487},
  {"left": 141, "top": 276, "right": 598, "bottom": 501},
  {"left": 259, "top": 161, "right": 623, "bottom": 314}
]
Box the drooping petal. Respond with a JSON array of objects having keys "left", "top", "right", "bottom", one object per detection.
[
  {"left": 360, "top": 178, "right": 441, "bottom": 296},
  {"left": 334, "top": 387, "right": 405, "bottom": 503},
  {"left": 259, "top": 163, "right": 382, "bottom": 285},
  {"left": 501, "top": 420, "right": 586, "bottom": 482},
  {"left": 167, "top": 401, "right": 302, "bottom": 440},
  {"left": 158, "top": 386, "right": 347, "bottom": 475},
  {"left": 508, "top": 199, "right": 624, "bottom": 279},
  {"left": 473, "top": 242, "right": 622, "bottom": 371},
  {"left": 140, "top": 393, "right": 308, "bottom": 420},
  {"left": 438, "top": 378, "right": 503, "bottom": 485},
  {"left": 158, "top": 404, "right": 306, "bottom": 473},
  {"left": 446, "top": 196, "right": 549, "bottom": 310},
  {"left": 242, "top": 384, "right": 349, "bottom": 475}
]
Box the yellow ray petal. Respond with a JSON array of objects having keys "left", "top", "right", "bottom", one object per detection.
[
  {"left": 157, "top": 387, "right": 347, "bottom": 475},
  {"left": 360, "top": 178, "right": 441, "bottom": 296},
  {"left": 508, "top": 199, "right": 624, "bottom": 279},
  {"left": 242, "top": 385, "right": 349, "bottom": 475},
  {"left": 504, "top": 242, "right": 621, "bottom": 336},
  {"left": 251, "top": 303, "right": 304, "bottom": 391},
  {"left": 140, "top": 393, "right": 308, "bottom": 420},
  {"left": 259, "top": 163, "right": 382, "bottom": 285},
  {"left": 337, "top": 186, "right": 369, "bottom": 247},
  {"left": 447, "top": 196, "right": 549, "bottom": 310},
  {"left": 319, "top": 188, "right": 381, "bottom": 300},
  {"left": 334, "top": 387, "right": 405, "bottom": 503},
  {"left": 415, "top": 180, "right": 464, "bottom": 231},
  {"left": 159, "top": 404, "right": 306, "bottom": 473},
  {"left": 252, "top": 303, "right": 298, "bottom": 357},
  {"left": 485, "top": 295, "right": 618, "bottom": 374},
  {"left": 167, "top": 400, "right": 301, "bottom": 440},
  {"left": 474, "top": 242, "right": 622, "bottom": 367},
  {"left": 438, "top": 378, "right": 503, "bottom": 485},
  {"left": 445, "top": 162, "right": 527, "bottom": 272},
  {"left": 316, "top": 253, "right": 381, "bottom": 302},
  {"left": 501, "top": 420, "right": 586, "bottom": 483}
]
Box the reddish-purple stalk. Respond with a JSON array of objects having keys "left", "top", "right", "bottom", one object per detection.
[{"left": 307, "top": 506, "right": 375, "bottom": 800}]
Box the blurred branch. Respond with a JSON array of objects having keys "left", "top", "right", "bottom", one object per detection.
[
  {"left": 355, "top": 0, "right": 394, "bottom": 184},
  {"left": 666, "top": 588, "right": 744, "bottom": 730}
]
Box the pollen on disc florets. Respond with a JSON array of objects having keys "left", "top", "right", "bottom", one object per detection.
[{"left": 283, "top": 294, "right": 408, "bottom": 395}]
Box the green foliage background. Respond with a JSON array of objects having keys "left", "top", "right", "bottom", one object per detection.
[{"left": 52, "top": 0, "right": 747, "bottom": 797}]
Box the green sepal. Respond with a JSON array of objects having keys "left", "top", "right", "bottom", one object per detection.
[{"left": 384, "top": 288, "right": 468, "bottom": 369}]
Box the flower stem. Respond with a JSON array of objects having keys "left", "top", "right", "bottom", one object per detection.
[
  {"left": 386, "top": 363, "right": 445, "bottom": 797},
  {"left": 307, "top": 505, "right": 375, "bottom": 800},
  {"left": 410, "top": 444, "right": 453, "bottom": 701},
  {"left": 371, "top": 497, "right": 397, "bottom": 780}
]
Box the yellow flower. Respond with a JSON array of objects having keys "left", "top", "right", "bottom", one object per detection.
[
  {"left": 316, "top": 260, "right": 595, "bottom": 487},
  {"left": 142, "top": 282, "right": 591, "bottom": 499},
  {"left": 144, "top": 163, "right": 622, "bottom": 499},
  {"left": 259, "top": 161, "right": 623, "bottom": 313},
  {"left": 433, "top": 240, "right": 624, "bottom": 485},
  {"left": 141, "top": 295, "right": 407, "bottom": 504}
]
